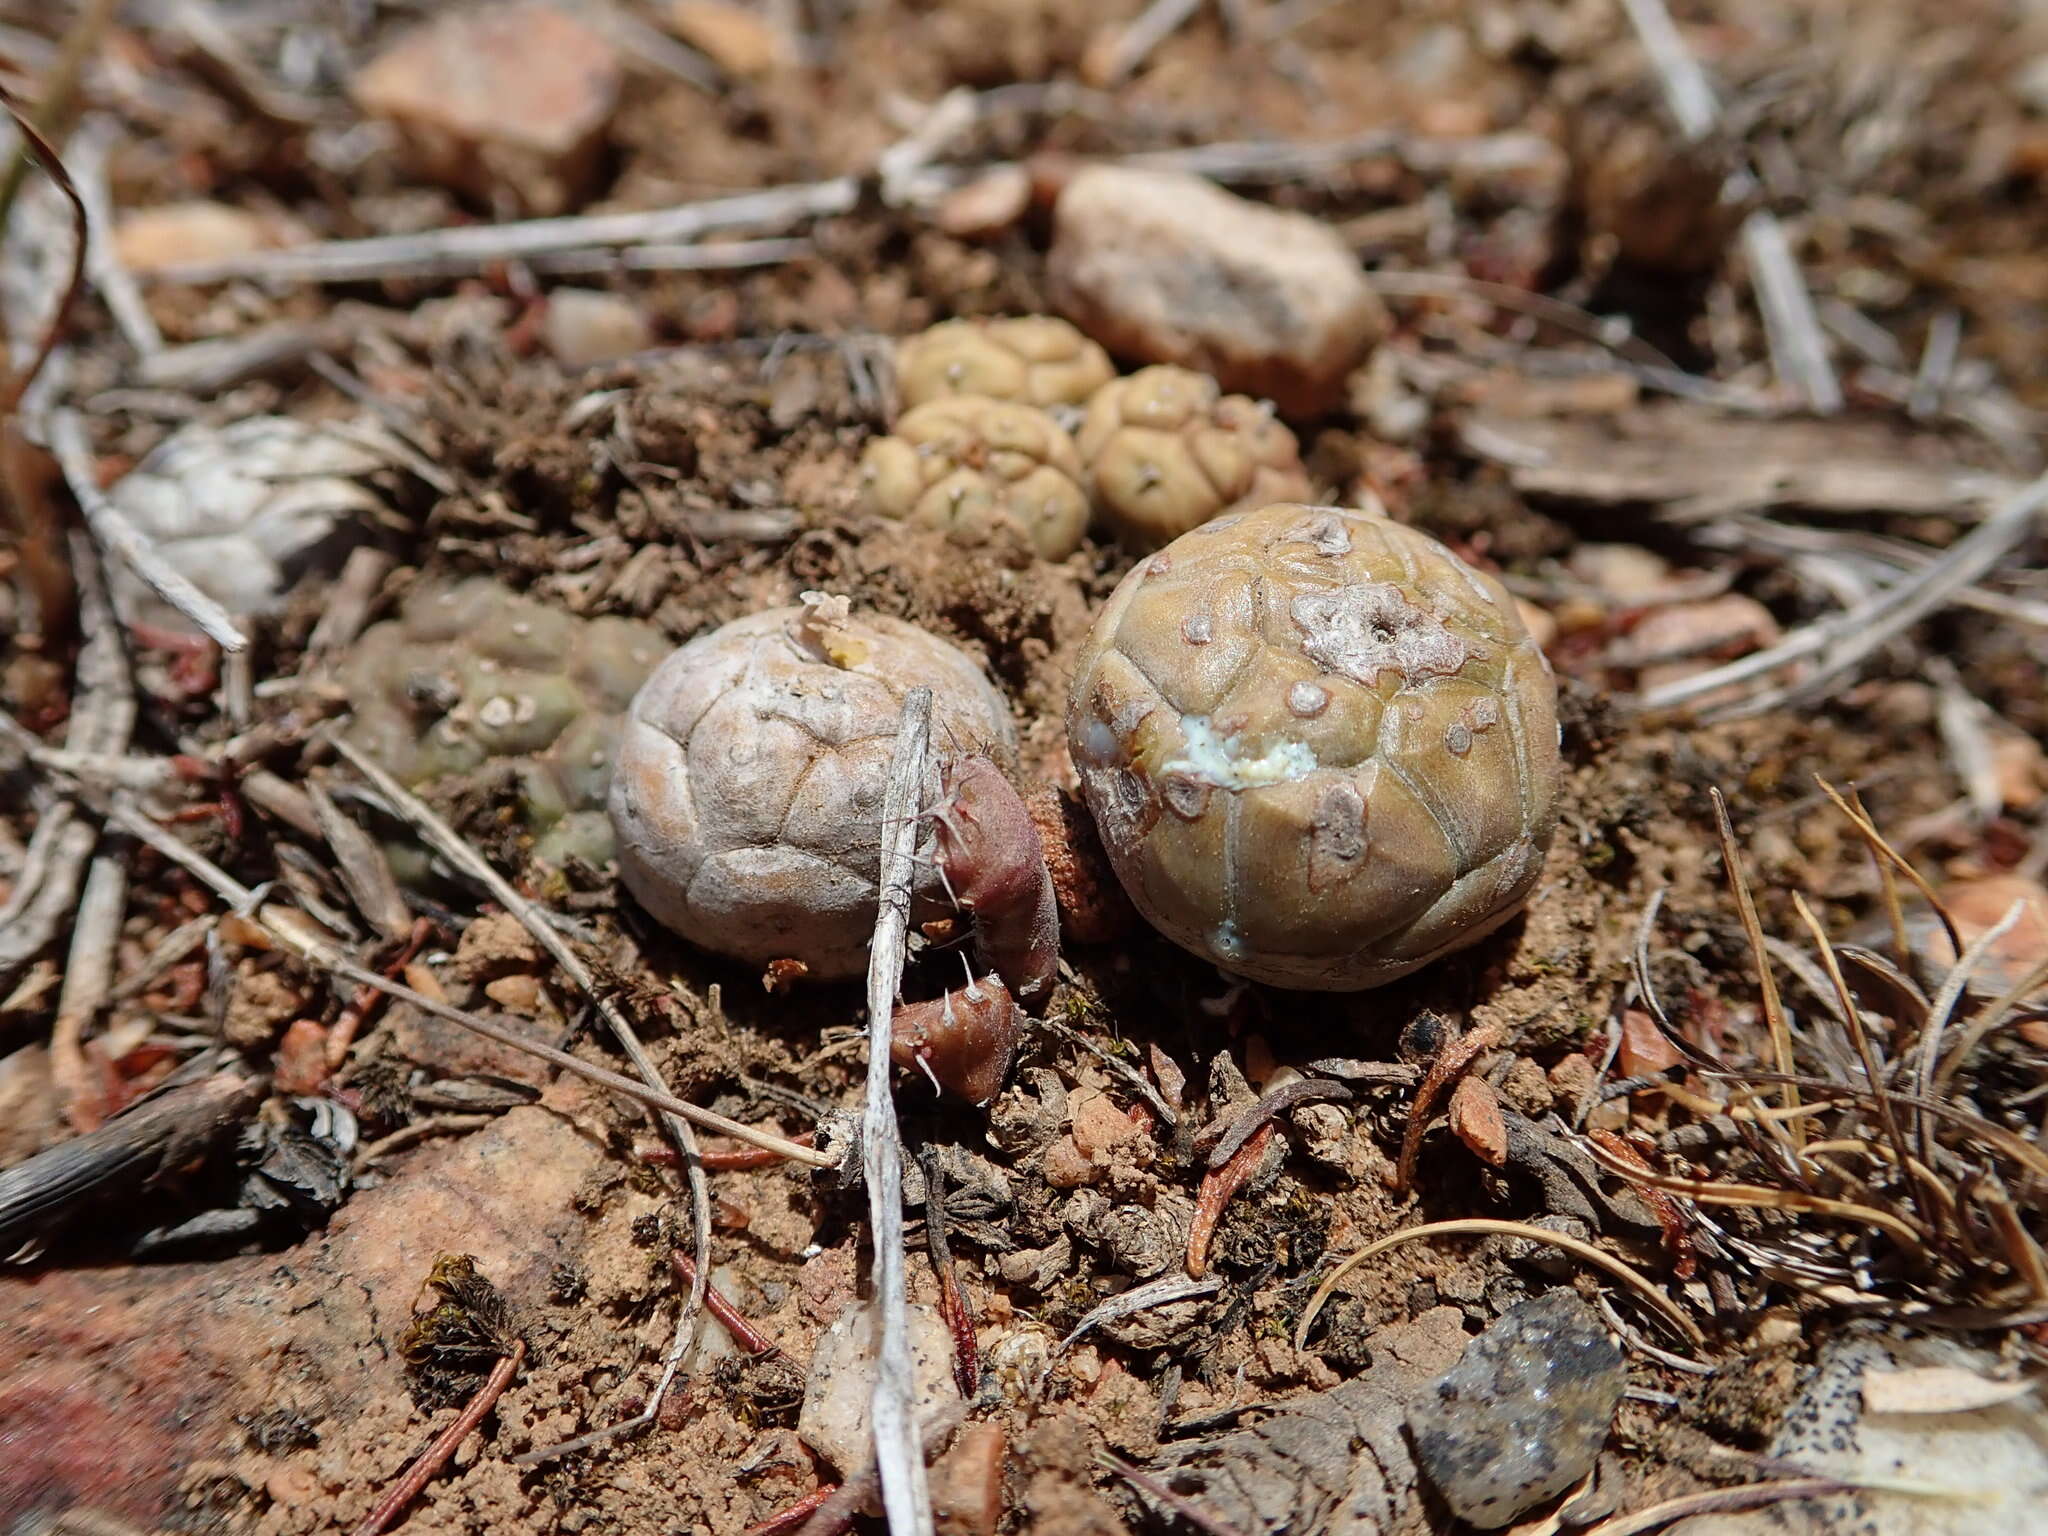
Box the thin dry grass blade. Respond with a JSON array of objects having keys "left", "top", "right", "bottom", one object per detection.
[
  {"left": 1295, "top": 1217, "right": 1704, "bottom": 1349},
  {"left": 1582, "top": 1137, "right": 1933, "bottom": 1260},
  {"left": 1789, "top": 892, "right": 1931, "bottom": 1236},
  {"left": 1936, "top": 956, "right": 2048, "bottom": 1096},
  {"left": 1703, "top": 1070, "right": 2048, "bottom": 1181},
  {"left": 1816, "top": 778, "right": 1961, "bottom": 975},
  {"left": 1848, "top": 784, "right": 1915, "bottom": 974},
  {"left": 1711, "top": 788, "right": 1802, "bottom": 1146}
]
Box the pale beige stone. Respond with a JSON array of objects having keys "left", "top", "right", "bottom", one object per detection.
[{"left": 1048, "top": 165, "right": 1387, "bottom": 416}]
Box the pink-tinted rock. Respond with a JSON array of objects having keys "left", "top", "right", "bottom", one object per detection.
[
  {"left": 0, "top": 1099, "right": 606, "bottom": 1526},
  {"left": 352, "top": 4, "right": 621, "bottom": 216}
]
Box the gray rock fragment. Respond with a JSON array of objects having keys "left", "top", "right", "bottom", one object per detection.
[
  {"left": 1145, "top": 1310, "right": 1473, "bottom": 1536},
  {"left": 1408, "top": 1291, "right": 1626, "bottom": 1528}
]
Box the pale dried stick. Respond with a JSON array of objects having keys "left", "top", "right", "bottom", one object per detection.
[
  {"left": 66, "top": 114, "right": 161, "bottom": 357},
  {"left": 0, "top": 809, "right": 94, "bottom": 989},
  {"left": 1059, "top": 1274, "right": 1221, "bottom": 1352},
  {"left": 45, "top": 407, "right": 247, "bottom": 650},
  {"left": 1579, "top": 1479, "right": 1860, "bottom": 1536},
  {"left": 863, "top": 686, "right": 938, "bottom": 1536},
  {"left": 15, "top": 755, "right": 809, "bottom": 1155},
  {"left": 1647, "top": 472, "right": 2048, "bottom": 717},
  {"left": 1618, "top": 0, "right": 1841, "bottom": 412},
  {"left": 0, "top": 553, "right": 137, "bottom": 985},
  {"left": 49, "top": 843, "right": 126, "bottom": 1130},
  {"left": 152, "top": 178, "right": 862, "bottom": 285},
  {"left": 1093, "top": 0, "right": 1204, "bottom": 85},
  {"left": 19, "top": 534, "right": 133, "bottom": 1053}
]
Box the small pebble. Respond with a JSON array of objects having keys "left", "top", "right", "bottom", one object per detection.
[
  {"left": 541, "top": 288, "right": 653, "bottom": 367},
  {"left": 113, "top": 201, "right": 305, "bottom": 273},
  {"left": 1046, "top": 166, "right": 1387, "bottom": 416},
  {"left": 1408, "top": 1291, "right": 1626, "bottom": 1529},
  {"left": 797, "top": 1301, "right": 961, "bottom": 1476}
]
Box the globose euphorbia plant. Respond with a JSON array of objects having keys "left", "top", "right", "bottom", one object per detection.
[
  {"left": 1065, "top": 501, "right": 1561, "bottom": 990},
  {"left": 607, "top": 594, "right": 1055, "bottom": 1102}
]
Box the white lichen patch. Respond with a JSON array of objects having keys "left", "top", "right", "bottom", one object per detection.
[
  {"left": 1291, "top": 584, "right": 1469, "bottom": 688},
  {"left": 1161, "top": 715, "right": 1317, "bottom": 789}
]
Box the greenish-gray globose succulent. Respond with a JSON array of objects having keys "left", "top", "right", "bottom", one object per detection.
[{"left": 342, "top": 579, "right": 666, "bottom": 874}]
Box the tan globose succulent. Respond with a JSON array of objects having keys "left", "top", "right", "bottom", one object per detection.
[
  {"left": 1077, "top": 366, "right": 1313, "bottom": 551},
  {"left": 895, "top": 316, "right": 1114, "bottom": 413},
  {"left": 860, "top": 395, "right": 1091, "bottom": 559},
  {"left": 608, "top": 596, "right": 1016, "bottom": 978},
  {"left": 1066, "top": 502, "right": 1561, "bottom": 990}
]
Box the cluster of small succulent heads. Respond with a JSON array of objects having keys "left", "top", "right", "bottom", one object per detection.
[
  {"left": 344, "top": 318, "right": 1564, "bottom": 1111},
  {"left": 602, "top": 317, "right": 1565, "bottom": 1110},
  {"left": 861, "top": 316, "right": 1314, "bottom": 557}
]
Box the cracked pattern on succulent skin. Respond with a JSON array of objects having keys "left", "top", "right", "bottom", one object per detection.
[
  {"left": 1076, "top": 364, "right": 1313, "bottom": 551},
  {"left": 608, "top": 606, "right": 1015, "bottom": 978},
  {"left": 859, "top": 395, "right": 1092, "bottom": 559},
  {"left": 1066, "top": 502, "right": 1560, "bottom": 991}
]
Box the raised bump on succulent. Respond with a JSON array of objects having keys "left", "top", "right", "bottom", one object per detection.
[
  {"left": 606, "top": 597, "right": 1017, "bottom": 979},
  {"left": 1065, "top": 501, "right": 1561, "bottom": 991},
  {"left": 340, "top": 578, "right": 665, "bottom": 868},
  {"left": 859, "top": 395, "right": 1091, "bottom": 560},
  {"left": 890, "top": 970, "right": 1023, "bottom": 1106},
  {"left": 894, "top": 316, "right": 1115, "bottom": 414},
  {"left": 1076, "top": 365, "right": 1313, "bottom": 551},
  {"left": 926, "top": 754, "right": 1060, "bottom": 1009}
]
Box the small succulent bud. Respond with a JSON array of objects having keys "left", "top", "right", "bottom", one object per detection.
[
  {"left": 859, "top": 396, "right": 1091, "bottom": 560},
  {"left": 894, "top": 316, "right": 1114, "bottom": 414},
  {"left": 929, "top": 755, "right": 1060, "bottom": 1009},
  {"left": 341, "top": 579, "right": 665, "bottom": 869},
  {"left": 1077, "top": 365, "right": 1312, "bottom": 551},
  {"left": 891, "top": 971, "right": 1023, "bottom": 1105}
]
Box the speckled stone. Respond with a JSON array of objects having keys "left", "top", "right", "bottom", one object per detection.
[
  {"left": 1669, "top": 1334, "right": 2048, "bottom": 1536},
  {"left": 1408, "top": 1291, "right": 1626, "bottom": 1528}
]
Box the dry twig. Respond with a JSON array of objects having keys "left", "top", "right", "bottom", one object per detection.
[
  {"left": 45, "top": 407, "right": 247, "bottom": 650},
  {"left": 1618, "top": 0, "right": 1841, "bottom": 412},
  {"left": 351, "top": 1340, "right": 527, "bottom": 1536},
  {"left": 861, "top": 686, "right": 938, "bottom": 1536}
]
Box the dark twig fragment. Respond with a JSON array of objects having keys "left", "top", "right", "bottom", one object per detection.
[
  {"left": 1187, "top": 1122, "right": 1275, "bottom": 1280},
  {"left": 1393, "top": 1021, "right": 1506, "bottom": 1194}
]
